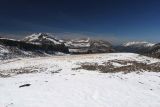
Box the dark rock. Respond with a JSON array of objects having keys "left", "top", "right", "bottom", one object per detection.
[{"left": 19, "top": 84, "right": 31, "bottom": 88}]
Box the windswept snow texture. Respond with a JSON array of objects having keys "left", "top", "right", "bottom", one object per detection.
[{"left": 0, "top": 53, "right": 160, "bottom": 107}]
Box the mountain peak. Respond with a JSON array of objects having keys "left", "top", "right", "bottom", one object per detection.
[{"left": 23, "top": 33, "right": 62, "bottom": 45}]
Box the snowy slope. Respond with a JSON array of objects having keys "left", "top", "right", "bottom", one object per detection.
[
  {"left": 0, "top": 53, "right": 160, "bottom": 107},
  {"left": 0, "top": 44, "right": 52, "bottom": 60},
  {"left": 0, "top": 45, "right": 9, "bottom": 54}
]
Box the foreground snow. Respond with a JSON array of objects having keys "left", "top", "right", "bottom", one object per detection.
[{"left": 0, "top": 53, "right": 160, "bottom": 107}]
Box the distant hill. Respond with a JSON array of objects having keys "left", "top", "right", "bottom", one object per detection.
[
  {"left": 114, "top": 41, "right": 154, "bottom": 54},
  {"left": 64, "top": 38, "right": 114, "bottom": 54},
  {"left": 123, "top": 41, "right": 154, "bottom": 47},
  {"left": 113, "top": 41, "right": 160, "bottom": 59},
  {"left": 148, "top": 43, "right": 160, "bottom": 58}
]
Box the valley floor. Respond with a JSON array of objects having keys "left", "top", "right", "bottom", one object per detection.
[{"left": 0, "top": 53, "right": 160, "bottom": 107}]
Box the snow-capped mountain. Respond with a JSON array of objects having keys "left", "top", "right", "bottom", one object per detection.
[
  {"left": 23, "top": 33, "right": 63, "bottom": 45},
  {"left": 123, "top": 41, "right": 155, "bottom": 47},
  {"left": 148, "top": 43, "right": 160, "bottom": 58},
  {"left": 0, "top": 34, "right": 69, "bottom": 59},
  {"left": 0, "top": 33, "right": 114, "bottom": 59},
  {"left": 113, "top": 41, "right": 160, "bottom": 59},
  {"left": 114, "top": 41, "right": 155, "bottom": 55},
  {"left": 22, "top": 33, "right": 69, "bottom": 53},
  {"left": 65, "top": 38, "right": 90, "bottom": 48},
  {"left": 0, "top": 33, "right": 159, "bottom": 59},
  {"left": 64, "top": 38, "right": 113, "bottom": 54}
]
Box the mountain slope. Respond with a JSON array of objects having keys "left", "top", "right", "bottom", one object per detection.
[
  {"left": 22, "top": 33, "right": 69, "bottom": 53},
  {"left": 148, "top": 43, "right": 160, "bottom": 58},
  {"left": 0, "top": 43, "right": 45, "bottom": 60},
  {"left": 0, "top": 45, "right": 9, "bottom": 59},
  {"left": 0, "top": 34, "right": 69, "bottom": 59},
  {"left": 114, "top": 41, "right": 155, "bottom": 54},
  {"left": 64, "top": 38, "right": 113, "bottom": 54}
]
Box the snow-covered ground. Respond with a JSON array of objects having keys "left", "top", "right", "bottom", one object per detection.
[{"left": 0, "top": 53, "right": 160, "bottom": 107}]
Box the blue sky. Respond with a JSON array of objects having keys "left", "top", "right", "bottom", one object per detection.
[{"left": 0, "top": 0, "right": 160, "bottom": 43}]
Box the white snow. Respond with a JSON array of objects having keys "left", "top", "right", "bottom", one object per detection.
[
  {"left": 0, "top": 38, "right": 17, "bottom": 41},
  {"left": 69, "top": 48, "right": 89, "bottom": 53},
  {"left": 0, "top": 45, "right": 9, "bottom": 54},
  {"left": 0, "top": 53, "right": 160, "bottom": 107},
  {"left": 123, "top": 41, "right": 155, "bottom": 47},
  {"left": 65, "top": 40, "right": 90, "bottom": 48},
  {"left": 45, "top": 37, "right": 62, "bottom": 45},
  {"left": 23, "top": 33, "right": 62, "bottom": 45}
]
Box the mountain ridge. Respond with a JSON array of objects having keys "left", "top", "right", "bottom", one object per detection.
[{"left": 0, "top": 33, "right": 159, "bottom": 59}]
